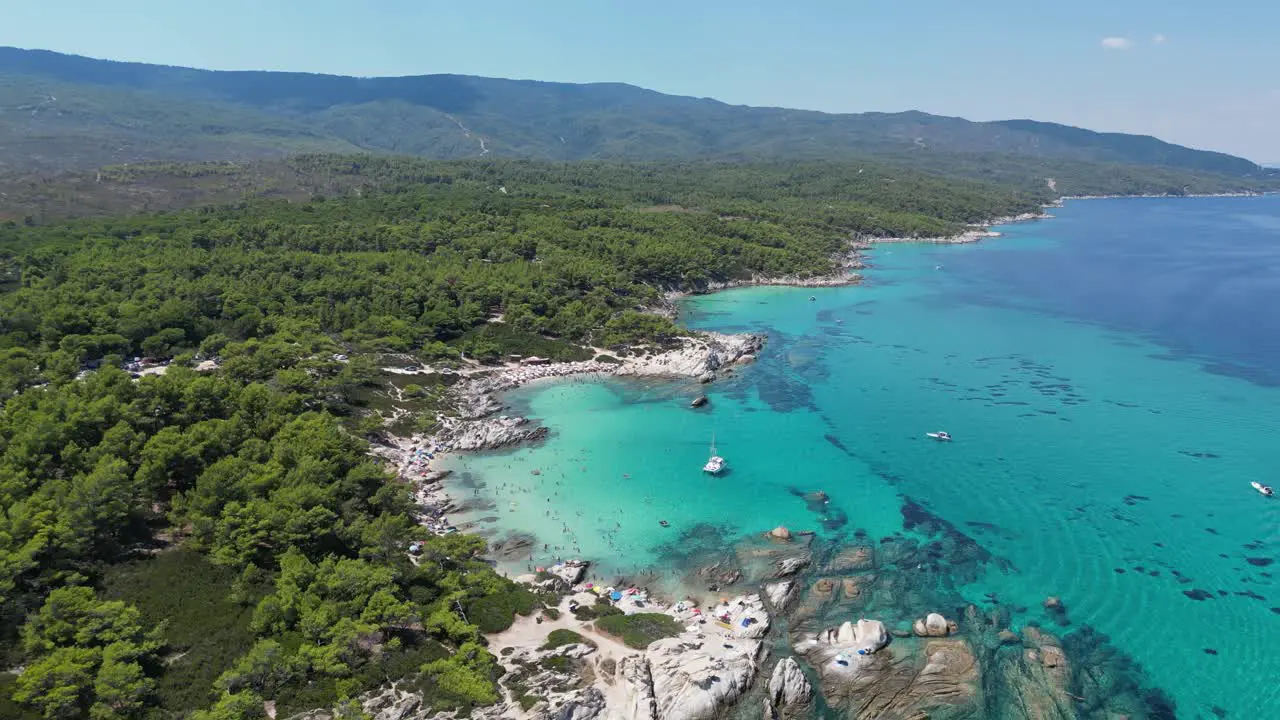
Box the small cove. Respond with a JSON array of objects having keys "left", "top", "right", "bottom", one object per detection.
[{"left": 446, "top": 196, "right": 1280, "bottom": 717}]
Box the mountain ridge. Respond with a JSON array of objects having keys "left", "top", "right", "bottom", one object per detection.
[{"left": 0, "top": 46, "right": 1267, "bottom": 177}]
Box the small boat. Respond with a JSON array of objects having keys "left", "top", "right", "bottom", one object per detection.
[
  {"left": 1252, "top": 481, "right": 1274, "bottom": 497},
  {"left": 926, "top": 431, "right": 953, "bottom": 442},
  {"left": 809, "top": 296, "right": 817, "bottom": 302},
  {"left": 703, "top": 433, "right": 726, "bottom": 474},
  {"left": 691, "top": 395, "right": 709, "bottom": 408},
  {"left": 659, "top": 520, "right": 670, "bottom": 527}
]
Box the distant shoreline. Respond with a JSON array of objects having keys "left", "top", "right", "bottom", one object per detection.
[{"left": 867, "top": 191, "right": 1273, "bottom": 248}]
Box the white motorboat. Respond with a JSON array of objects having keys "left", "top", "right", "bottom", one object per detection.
[
  {"left": 1251, "top": 481, "right": 1274, "bottom": 497},
  {"left": 703, "top": 433, "right": 726, "bottom": 474},
  {"left": 926, "top": 431, "right": 952, "bottom": 442}
]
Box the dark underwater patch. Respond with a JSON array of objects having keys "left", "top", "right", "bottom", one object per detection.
[
  {"left": 899, "top": 497, "right": 1010, "bottom": 575},
  {"left": 1178, "top": 450, "right": 1222, "bottom": 459},
  {"left": 1245, "top": 557, "right": 1273, "bottom": 567},
  {"left": 1061, "top": 626, "right": 1178, "bottom": 720},
  {"left": 1183, "top": 589, "right": 1215, "bottom": 601},
  {"left": 823, "top": 433, "right": 852, "bottom": 455}
]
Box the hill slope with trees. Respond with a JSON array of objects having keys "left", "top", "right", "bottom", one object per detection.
[{"left": 0, "top": 47, "right": 1271, "bottom": 179}]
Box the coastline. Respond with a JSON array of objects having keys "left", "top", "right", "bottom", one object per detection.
[
  {"left": 865, "top": 210, "right": 1054, "bottom": 246},
  {"left": 374, "top": 189, "right": 1277, "bottom": 540},
  {"left": 353, "top": 191, "right": 1280, "bottom": 719},
  {"left": 372, "top": 332, "right": 764, "bottom": 538}
]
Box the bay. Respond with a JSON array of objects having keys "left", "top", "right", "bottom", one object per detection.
[{"left": 447, "top": 196, "right": 1280, "bottom": 717}]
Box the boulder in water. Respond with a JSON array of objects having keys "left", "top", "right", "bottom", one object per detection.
[
  {"left": 769, "top": 525, "right": 793, "bottom": 541},
  {"left": 840, "top": 576, "right": 871, "bottom": 601},
  {"left": 913, "top": 612, "right": 952, "bottom": 638},
  {"left": 811, "top": 578, "right": 837, "bottom": 601}
]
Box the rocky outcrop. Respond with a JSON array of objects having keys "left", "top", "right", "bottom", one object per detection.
[
  {"left": 499, "top": 642, "right": 603, "bottom": 719},
  {"left": 986, "top": 626, "right": 1074, "bottom": 720},
  {"left": 768, "top": 525, "right": 793, "bottom": 541},
  {"left": 840, "top": 576, "right": 872, "bottom": 602},
  {"left": 615, "top": 333, "right": 764, "bottom": 378},
  {"left": 618, "top": 654, "right": 659, "bottom": 720},
  {"left": 647, "top": 638, "right": 764, "bottom": 720},
  {"left": 912, "top": 612, "right": 956, "bottom": 638},
  {"left": 796, "top": 632, "right": 979, "bottom": 719},
  {"left": 763, "top": 580, "right": 797, "bottom": 612},
  {"left": 792, "top": 618, "right": 983, "bottom": 719},
  {"left": 617, "top": 637, "right": 764, "bottom": 720},
  {"left": 540, "top": 688, "right": 606, "bottom": 720},
  {"left": 772, "top": 554, "right": 811, "bottom": 578},
  {"left": 822, "top": 545, "right": 874, "bottom": 573},
  {"left": 616, "top": 594, "right": 769, "bottom": 720},
  {"left": 439, "top": 415, "right": 548, "bottom": 451},
  {"left": 1043, "top": 595, "right": 1069, "bottom": 626},
  {"left": 550, "top": 560, "right": 589, "bottom": 585},
  {"left": 766, "top": 657, "right": 813, "bottom": 714},
  {"left": 796, "top": 619, "right": 890, "bottom": 659}
]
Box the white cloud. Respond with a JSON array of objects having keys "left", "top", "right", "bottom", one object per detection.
[
  {"left": 1152, "top": 33, "right": 1167, "bottom": 45},
  {"left": 1101, "top": 36, "right": 1135, "bottom": 50}
]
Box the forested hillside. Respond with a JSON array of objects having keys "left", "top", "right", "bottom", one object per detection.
[
  {"left": 4, "top": 153, "right": 1273, "bottom": 228},
  {"left": 1, "top": 47, "right": 1271, "bottom": 177},
  {"left": 0, "top": 159, "right": 1045, "bottom": 718}
]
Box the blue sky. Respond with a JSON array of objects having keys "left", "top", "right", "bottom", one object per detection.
[{"left": 3, "top": 0, "right": 1278, "bottom": 160}]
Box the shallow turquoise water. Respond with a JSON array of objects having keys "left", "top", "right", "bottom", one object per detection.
[{"left": 448, "top": 197, "right": 1280, "bottom": 717}]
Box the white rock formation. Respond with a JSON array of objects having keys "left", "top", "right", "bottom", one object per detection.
[
  {"left": 795, "top": 618, "right": 890, "bottom": 660},
  {"left": 439, "top": 414, "right": 549, "bottom": 451},
  {"left": 763, "top": 580, "right": 797, "bottom": 612},
  {"left": 768, "top": 657, "right": 813, "bottom": 708},
  {"left": 615, "top": 333, "right": 763, "bottom": 378},
  {"left": 618, "top": 654, "right": 659, "bottom": 720},
  {"left": 647, "top": 637, "right": 764, "bottom": 720},
  {"left": 614, "top": 594, "right": 769, "bottom": 720}
]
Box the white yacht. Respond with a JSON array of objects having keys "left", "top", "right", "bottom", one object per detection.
[
  {"left": 926, "top": 431, "right": 952, "bottom": 442},
  {"left": 703, "top": 434, "right": 726, "bottom": 474}
]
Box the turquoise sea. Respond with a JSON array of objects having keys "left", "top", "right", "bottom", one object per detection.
[{"left": 447, "top": 196, "right": 1280, "bottom": 717}]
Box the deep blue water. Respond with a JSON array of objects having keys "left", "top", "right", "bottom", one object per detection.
[{"left": 943, "top": 197, "right": 1280, "bottom": 385}]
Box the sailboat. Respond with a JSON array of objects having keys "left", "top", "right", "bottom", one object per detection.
[{"left": 703, "top": 433, "right": 726, "bottom": 474}]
